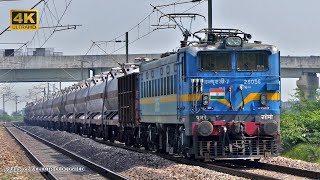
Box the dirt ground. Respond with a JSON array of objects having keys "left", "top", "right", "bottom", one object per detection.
[{"left": 0, "top": 123, "right": 43, "bottom": 180}]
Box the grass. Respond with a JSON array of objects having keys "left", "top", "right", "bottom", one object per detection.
[{"left": 283, "top": 144, "right": 320, "bottom": 164}]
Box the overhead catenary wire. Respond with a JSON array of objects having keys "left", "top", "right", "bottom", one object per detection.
[
  {"left": 92, "top": 0, "right": 205, "bottom": 57},
  {"left": 86, "top": 0, "right": 203, "bottom": 61}
]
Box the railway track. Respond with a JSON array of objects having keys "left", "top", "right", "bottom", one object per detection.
[
  {"left": 93, "top": 139, "right": 320, "bottom": 180},
  {"left": 14, "top": 124, "right": 320, "bottom": 180},
  {"left": 226, "top": 160, "right": 320, "bottom": 179},
  {"left": 5, "top": 124, "right": 127, "bottom": 180}
]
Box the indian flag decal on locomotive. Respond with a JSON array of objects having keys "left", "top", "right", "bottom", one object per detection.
[{"left": 210, "top": 88, "right": 225, "bottom": 100}]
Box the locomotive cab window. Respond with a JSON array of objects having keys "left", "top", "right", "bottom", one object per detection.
[
  {"left": 200, "top": 52, "right": 232, "bottom": 71},
  {"left": 236, "top": 52, "right": 269, "bottom": 71}
]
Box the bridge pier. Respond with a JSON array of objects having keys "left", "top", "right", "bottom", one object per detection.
[{"left": 296, "top": 73, "right": 319, "bottom": 100}]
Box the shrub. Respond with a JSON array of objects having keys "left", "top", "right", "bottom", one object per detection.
[{"left": 283, "top": 144, "right": 320, "bottom": 163}]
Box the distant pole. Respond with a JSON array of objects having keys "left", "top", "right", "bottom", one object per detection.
[
  {"left": 208, "top": 0, "right": 212, "bottom": 30},
  {"left": 44, "top": 87, "right": 46, "bottom": 98},
  {"left": 59, "top": 82, "right": 62, "bottom": 90},
  {"left": 47, "top": 82, "right": 50, "bottom": 98},
  {"left": 126, "top": 32, "right": 129, "bottom": 63},
  {"left": 2, "top": 94, "right": 4, "bottom": 114},
  {"left": 15, "top": 96, "right": 18, "bottom": 113},
  {"left": 81, "top": 61, "right": 84, "bottom": 80},
  {"left": 53, "top": 84, "right": 56, "bottom": 93}
]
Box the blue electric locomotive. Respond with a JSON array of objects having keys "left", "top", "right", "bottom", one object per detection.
[{"left": 138, "top": 28, "right": 281, "bottom": 160}]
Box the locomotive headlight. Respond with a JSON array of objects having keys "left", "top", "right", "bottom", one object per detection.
[
  {"left": 260, "top": 93, "right": 268, "bottom": 106},
  {"left": 202, "top": 95, "right": 209, "bottom": 106},
  {"left": 225, "top": 37, "right": 242, "bottom": 47}
]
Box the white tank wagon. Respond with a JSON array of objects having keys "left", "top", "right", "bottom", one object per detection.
[
  {"left": 60, "top": 85, "right": 79, "bottom": 131},
  {"left": 34, "top": 100, "right": 45, "bottom": 125},
  {"left": 76, "top": 68, "right": 128, "bottom": 138},
  {"left": 24, "top": 63, "right": 141, "bottom": 140},
  {"left": 43, "top": 95, "right": 55, "bottom": 127},
  {"left": 54, "top": 88, "right": 70, "bottom": 130},
  {"left": 74, "top": 81, "right": 90, "bottom": 118},
  {"left": 86, "top": 75, "right": 107, "bottom": 115},
  {"left": 50, "top": 91, "right": 65, "bottom": 130}
]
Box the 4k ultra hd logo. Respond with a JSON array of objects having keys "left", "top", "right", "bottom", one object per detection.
[{"left": 10, "top": 10, "right": 38, "bottom": 31}]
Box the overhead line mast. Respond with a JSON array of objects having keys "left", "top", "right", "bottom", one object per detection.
[{"left": 208, "top": 0, "right": 212, "bottom": 30}]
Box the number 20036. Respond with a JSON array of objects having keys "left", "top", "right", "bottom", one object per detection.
[{"left": 244, "top": 79, "right": 261, "bottom": 85}]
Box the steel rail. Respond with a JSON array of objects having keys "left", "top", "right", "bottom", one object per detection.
[
  {"left": 232, "top": 160, "right": 320, "bottom": 179},
  {"left": 12, "top": 124, "right": 128, "bottom": 180},
  {"left": 4, "top": 125, "right": 58, "bottom": 180}
]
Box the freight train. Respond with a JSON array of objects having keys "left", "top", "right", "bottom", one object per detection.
[{"left": 24, "top": 28, "right": 281, "bottom": 160}]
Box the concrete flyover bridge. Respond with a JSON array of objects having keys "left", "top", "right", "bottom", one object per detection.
[
  {"left": 281, "top": 56, "right": 320, "bottom": 99},
  {"left": 0, "top": 54, "right": 160, "bottom": 82}
]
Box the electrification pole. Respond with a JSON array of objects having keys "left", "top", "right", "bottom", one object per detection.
[
  {"left": 2, "top": 94, "right": 4, "bottom": 114},
  {"left": 53, "top": 84, "right": 56, "bottom": 93},
  {"left": 208, "top": 0, "right": 212, "bottom": 30},
  {"left": 15, "top": 96, "right": 19, "bottom": 113},
  {"left": 126, "top": 32, "right": 129, "bottom": 63},
  {"left": 47, "top": 83, "right": 50, "bottom": 98}
]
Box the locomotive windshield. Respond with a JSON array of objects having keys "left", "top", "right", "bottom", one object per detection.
[
  {"left": 200, "top": 52, "right": 232, "bottom": 71},
  {"left": 236, "top": 52, "right": 269, "bottom": 71}
]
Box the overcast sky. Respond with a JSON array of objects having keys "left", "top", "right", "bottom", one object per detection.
[{"left": 0, "top": 0, "right": 319, "bottom": 113}]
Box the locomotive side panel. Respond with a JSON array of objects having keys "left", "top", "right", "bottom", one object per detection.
[{"left": 139, "top": 55, "right": 179, "bottom": 124}]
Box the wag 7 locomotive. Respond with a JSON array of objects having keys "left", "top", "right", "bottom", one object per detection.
[{"left": 25, "top": 28, "right": 281, "bottom": 161}]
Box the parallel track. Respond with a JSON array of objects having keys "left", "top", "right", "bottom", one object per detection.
[
  {"left": 5, "top": 125, "right": 57, "bottom": 180},
  {"left": 6, "top": 124, "right": 127, "bottom": 180},
  {"left": 229, "top": 160, "right": 320, "bottom": 179}
]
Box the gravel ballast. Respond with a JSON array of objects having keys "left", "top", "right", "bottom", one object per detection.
[{"left": 21, "top": 126, "right": 246, "bottom": 180}]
